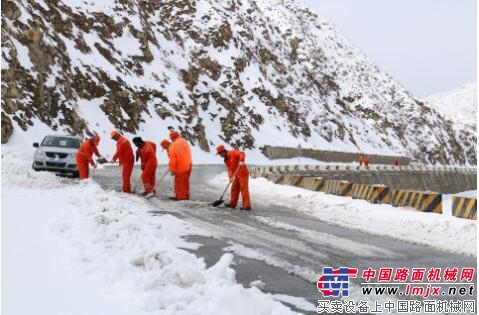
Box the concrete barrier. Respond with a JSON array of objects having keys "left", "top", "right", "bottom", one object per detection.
[
  {"left": 297, "top": 177, "right": 324, "bottom": 191},
  {"left": 321, "top": 180, "right": 352, "bottom": 196},
  {"left": 352, "top": 184, "right": 390, "bottom": 204},
  {"left": 261, "top": 174, "right": 446, "bottom": 215},
  {"left": 416, "top": 192, "right": 442, "bottom": 214},
  {"left": 389, "top": 189, "right": 442, "bottom": 214},
  {"left": 252, "top": 165, "right": 476, "bottom": 194},
  {"left": 339, "top": 181, "right": 353, "bottom": 197},
  {"left": 392, "top": 190, "right": 422, "bottom": 208},
  {"left": 369, "top": 185, "right": 390, "bottom": 204},
  {"left": 352, "top": 184, "right": 373, "bottom": 200},
  {"left": 265, "top": 174, "right": 284, "bottom": 184},
  {"left": 260, "top": 145, "right": 412, "bottom": 165},
  {"left": 321, "top": 180, "right": 340, "bottom": 194},
  {"left": 452, "top": 196, "right": 477, "bottom": 220},
  {"left": 284, "top": 175, "right": 303, "bottom": 187}
]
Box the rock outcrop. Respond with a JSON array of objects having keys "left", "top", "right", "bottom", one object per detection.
[{"left": 1, "top": 0, "right": 476, "bottom": 164}]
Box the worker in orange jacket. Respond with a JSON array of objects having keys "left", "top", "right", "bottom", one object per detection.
[
  {"left": 216, "top": 145, "right": 251, "bottom": 211},
  {"left": 110, "top": 130, "right": 134, "bottom": 193},
  {"left": 167, "top": 131, "right": 192, "bottom": 200},
  {"left": 76, "top": 134, "right": 102, "bottom": 179},
  {"left": 132, "top": 137, "right": 158, "bottom": 197}
]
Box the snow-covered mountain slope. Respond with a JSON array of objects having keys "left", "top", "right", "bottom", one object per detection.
[
  {"left": 1, "top": 0, "right": 476, "bottom": 164},
  {"left": 423, "top": 83, "right": 477, "bottom": 125}
]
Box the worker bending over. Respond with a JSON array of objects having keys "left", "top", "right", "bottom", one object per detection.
[
  {"left": 132, "top": 137, "right": 158, "bottom": 198},
  {"left": 216, "top": 145, "right": 251, "bottom": 211},
  {"left": 76, "top": 134, "right": 102, "bottom": 179}
]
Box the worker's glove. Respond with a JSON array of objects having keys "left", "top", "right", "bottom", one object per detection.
[{"left": 238, "top": 161, "right": 245, "bottom": 166}]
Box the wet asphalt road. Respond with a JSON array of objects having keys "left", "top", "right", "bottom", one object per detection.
[{"left": 94, "top": 165, "right": 477, "bottom": 314}]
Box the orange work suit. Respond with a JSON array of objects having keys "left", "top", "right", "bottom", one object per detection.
[
  {"left": 168, "top": 137, "right": 192, "bottom": 200},
  {"left": 138, "top": 141, "right": 158, "bottom": 193},
  {"left": 76, "top": 139, "right": 100, "bottom": 179},
  {"left": 224, "top": 149, "right": 250, "bottom": 208},
  {"left": 112, "top": 135, "right": 134, "bottom": 193}
]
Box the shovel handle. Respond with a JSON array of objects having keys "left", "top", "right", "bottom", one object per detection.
[
  {"left": 132, "top": 173, "right": 142, "bottom": 193},
  {"left": 219, "top": 164, "right": 242, "bottom": 201},
  {"left": 156, "top": 169, "right": 169, "bottom": 186}
]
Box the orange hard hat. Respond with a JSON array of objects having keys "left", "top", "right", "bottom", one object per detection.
[
  {"left": 216, "top": 144, "right": 226, "bottom": 154},
  {"left": 160, "top": 139, "right": 171, "bottom": 149},
  {"left": 110, "top": 130, "right": 119, "bottom": 138},
  {"left": 93, "top": 134, "right": 100, "bottom": 145},
  {"left": 169, "top": 131, "right": 180, "bottom": 141}
]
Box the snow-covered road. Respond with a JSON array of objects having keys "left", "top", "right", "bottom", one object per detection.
[
  {"left": 3, "top": 147, "right": 476, "bottom": 315},
  {"left": 94, "top": 164, "right": 477, "bottom": 312}
]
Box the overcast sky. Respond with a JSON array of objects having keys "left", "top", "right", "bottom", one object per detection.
[{"left": 302, "top": 0, "right": 477, "bottom": 98}]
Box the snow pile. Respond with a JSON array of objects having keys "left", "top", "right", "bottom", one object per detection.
[
  {"left": 209, "top": 173, "right": 477, "bottom": 257},
  {"left": 2, "top": 146, "right": 300, "bottom": 315},
  {"left": 423, "top": 82, "right": 477, "bottom": 125}
]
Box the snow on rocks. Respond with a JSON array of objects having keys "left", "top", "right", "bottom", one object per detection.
[{"left": 2, "top": 145, "right": 300, "bottom": 315}]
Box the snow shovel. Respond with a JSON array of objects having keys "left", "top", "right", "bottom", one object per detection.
[
  {"left": 132, "top": 174, "right": 142, "bottom": 194},
  {"left": 133, "top": 169, "right": 169, "bottom": 195},
  {"left": 89, "top": 162, "right": 97, "bottom": 178},
  {"left": 143, "top": 169, "right": 170, "bottom": 199},
  {"left": 211, "top": 165, "right": 242, "bottom": 207},
  {"left": 96, "top": 156, "right": 108, "bottom": 164},
  {"left": 155, "top": 169, "right": 170, "bottom": 190}
]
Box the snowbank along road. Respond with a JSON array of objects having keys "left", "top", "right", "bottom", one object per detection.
[{"left": 95, "top": 165, "right": 477, "bottom": 314}]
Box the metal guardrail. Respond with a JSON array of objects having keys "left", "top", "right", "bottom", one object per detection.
[{"left": 253, "top": 164, "right": 477, "bottom": 175}]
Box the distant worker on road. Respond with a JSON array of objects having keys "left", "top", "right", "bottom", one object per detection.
[
  {"left": 167, "top": 131, "right": 192, "bottom": 201},
  {"left": 216, "top": 145, "right": 251, "bottom": 211},
  {"left": 110, "top": 130, "right": 134, "bottom": 193},
  {"left": 358, "top": 155, "right": 364, "bottom": 168},
  {"left": 364, "top": 156, "right": 370, "bottom": 168},
  {"left": 132, "top": 137, "right": 158, "bottom": 198},
  {"left": 76, "top": 134, "right": 102, "bottom": 179}
]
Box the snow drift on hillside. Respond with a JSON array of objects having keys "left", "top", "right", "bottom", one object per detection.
[
  {"left": 423, "top": 82, "right": 477, "bottom": 125},
  {"left": 1, "top": 0, "right": 476, "bottom": 164}
]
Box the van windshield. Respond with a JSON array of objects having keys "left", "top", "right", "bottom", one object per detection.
[{"left": 41, "top": 136, "right": 80, "bottom": 149}]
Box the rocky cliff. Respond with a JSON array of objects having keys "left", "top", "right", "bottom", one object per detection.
[{"left": 1, "top": 0, "right": 476, "bottom": 164}]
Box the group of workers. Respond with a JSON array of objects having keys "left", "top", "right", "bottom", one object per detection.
[
  {"left": 358, "top": 155, "right": 369, "bottom": 168},
  {"left": 358, "top": 155, "right": 399, "bottom": 168},
  {"left": 75, "top": 130, "right": 252, "bottom": 211}
]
